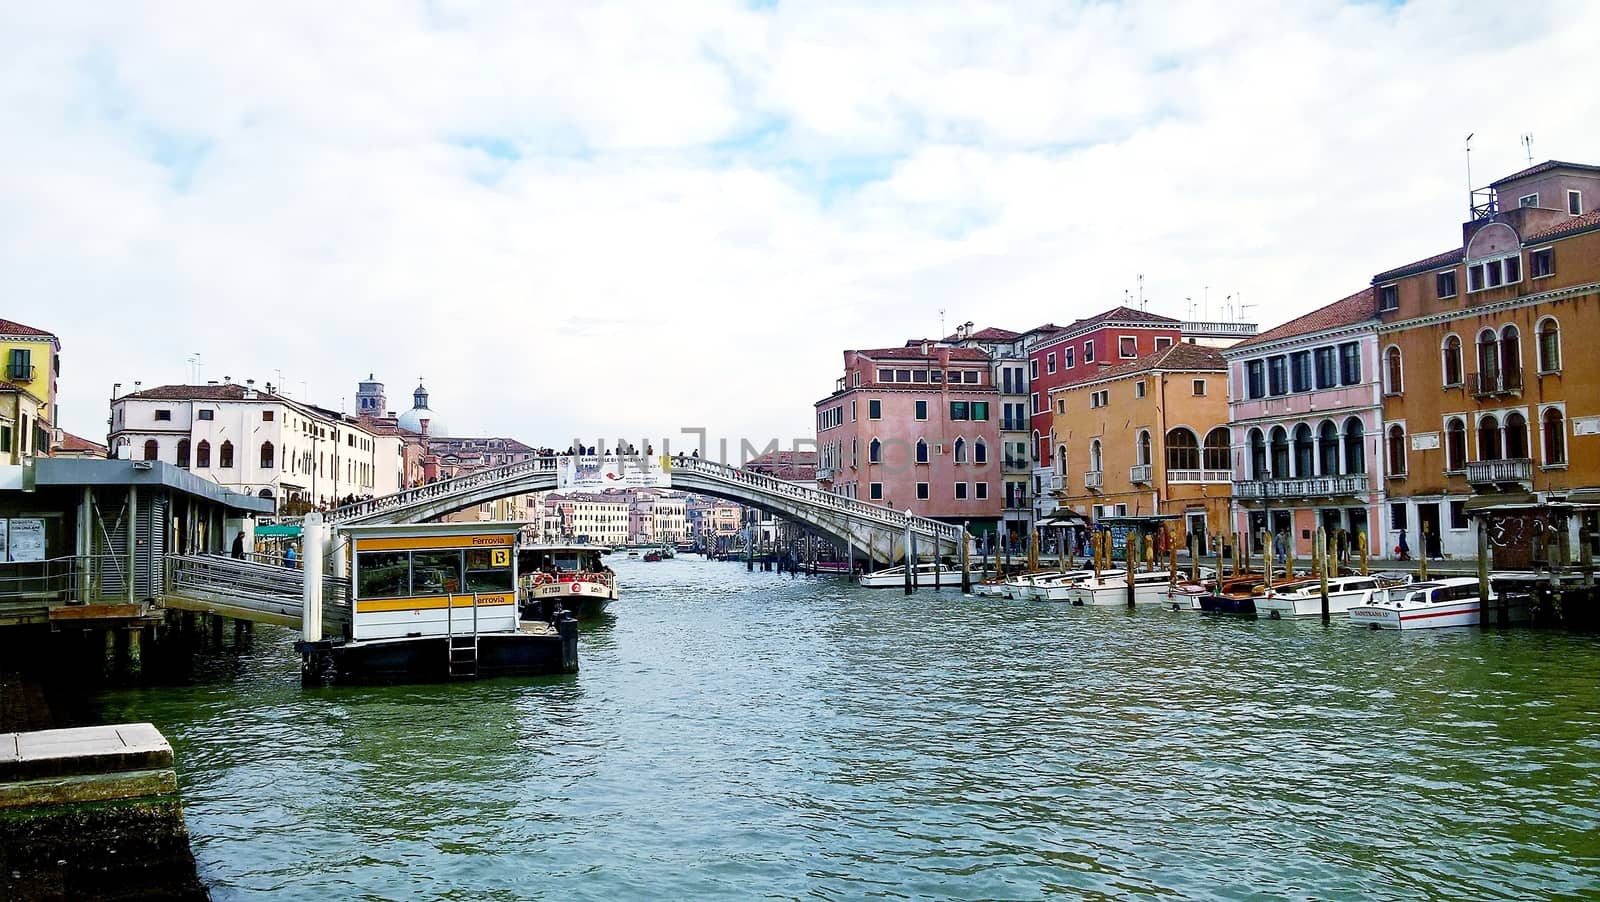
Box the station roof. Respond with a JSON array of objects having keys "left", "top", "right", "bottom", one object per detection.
[{"left": 34, "top": 459, "right": 274, "bottom": 514}]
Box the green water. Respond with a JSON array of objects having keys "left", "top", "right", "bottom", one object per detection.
[{"left": 98, "top": 558, "right": 1600, "bottom": 899}]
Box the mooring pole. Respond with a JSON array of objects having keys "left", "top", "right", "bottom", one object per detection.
[
  {"left": 1581, "top": 517, "right": 1594, "bottom": 589},
  {"left": 1419, "top": 523, "right": 1429, "bottom": 582},
  {"left": 960, "top": 522, "right": 972, "bottom": 594},
  {"left": 1477, "top": 518, "right": 1491, "bottom": 627},
  {"left": 1262, "top": 529, "right": 1273, "bottom": 591},
  {"left": 1317, "top": 527, "right": 1330, "bottom": 624},
  {"left": 301, "top": 513, "right": 325, "bottom": 643},
  {"left": 1358, "top": 529, "right": 1369, "bottom": 576},
  {"left": 1126, "top": 534, "right": 1137, "bottom": 608},
  {"left": 903, "top": 513, "right": 914, "bottom": 596}
]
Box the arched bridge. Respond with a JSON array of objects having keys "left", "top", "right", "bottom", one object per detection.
[{"left": 325, "top": 455, "right": 962, "bottom": 562}]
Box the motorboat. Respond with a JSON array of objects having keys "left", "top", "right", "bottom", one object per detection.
[
  {"left": 1037, "top": 570, "right": 1100, "bottom": 601},
  {"left": 1196, "top": 574, "right": 1268, "bottom": 616},
  {"left": 1255, "top": 574, "right": 1409, "bottom": 620},
  {"left": 1347, "top": 577, "right": 1494, "bottom": 630},
  {"left": 1004, "top": 570, "right": 1064, "bottom": 599},
  {"left": 857, "top": 562, "right": 965, "bottom": 588},
  {"left": 972, "top": 576, "right": 1010, "bottom": 597},
  {"left": 1064, "top": 570, "right": 1182, "bottom": 606}
]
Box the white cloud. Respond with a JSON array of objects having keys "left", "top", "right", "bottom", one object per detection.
[{"left": 1, "top": 0, "right": 1597, "bottom": 450}]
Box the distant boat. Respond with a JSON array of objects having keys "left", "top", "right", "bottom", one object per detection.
[{"left": 858, "top": 562, "right": 964, "bottom": 588}]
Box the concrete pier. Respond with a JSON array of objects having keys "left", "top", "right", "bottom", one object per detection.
[{"left": 0, "top": 723, "right": 205, "bottom": 900}]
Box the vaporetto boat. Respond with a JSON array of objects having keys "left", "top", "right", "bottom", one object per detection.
[
  {"left": 518, "top": 543, "right": 618, "bottom": 619},
  {"left": 858, "top": 562, "right": 966, "bottom": 588}
]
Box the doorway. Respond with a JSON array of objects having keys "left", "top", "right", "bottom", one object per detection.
[{"left": 1417, "top": 503, "right": 1443, "bottom": 559}]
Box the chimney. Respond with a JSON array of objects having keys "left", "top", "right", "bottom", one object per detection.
[{"left": 224, "top": 376, "right": 232, "bottom": 384}]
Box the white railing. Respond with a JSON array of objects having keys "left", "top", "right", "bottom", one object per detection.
[
  {"left": 1233, "top": 474, "right": 1370, "bottom": 499},
  {"left": 1129, "top": 464, "right": 1152, "bottom": 484},
  {"left": 327, "top": 456, "right": 562, "bottom": 524},
  {"left": 1168, "top": 469, "right": 1234, "bottom": 484},
  {"left": 1465, "top": 458, "right": 1533, "bottom": 484},
  {"left": 1083, "top": 470, "right": 1103, "bottom": 490}
]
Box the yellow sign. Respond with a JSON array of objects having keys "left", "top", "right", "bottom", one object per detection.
[
  {"left": 491, "top": 548, "right": 510, "bottom": 567},
  {"left": 355, "top": 533, "right": 515, "bottom": 552}
]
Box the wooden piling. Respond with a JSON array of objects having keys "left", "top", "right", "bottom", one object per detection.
[
  {"left": 1581, "top": 517, "right": 1594, "bottom": 589},
  {"left": 1125, "top": 542, "right": 1136, "bottom": 608},
  {"left": 1358, "top": 530, "right": 1369, "bottom": 576},
  {"left": 1419, "top": 523, "right": 1429, "bottom": 581},
  {"left": 960, "top": 523, "right": 972, "bottom": 594},
  {"left": 1262, "top": 529, "right": 1273, "bottom": 591},
  {"left": 1168, "top": 528, "right": 1178, "bottom": 586},
  {"left": 1317, "top": 527, "right": 1330, "bottom": 623},
  {"left": 1477, "top": 518, "right": 1491, "bottom": 627}
]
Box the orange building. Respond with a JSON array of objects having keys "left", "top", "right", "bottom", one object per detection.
[
  {"left": 1047, "top": 343, "right": 1231, "bottom": 547},
  {"left": 1373, "top": 159, "right": 1600, "bottom": 559}
]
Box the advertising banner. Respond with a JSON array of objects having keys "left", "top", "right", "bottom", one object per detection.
[
  {"left": 7, "top": 518, "right": 45, "bottom": 562},
  {"left": 558, "top": 455, "right": 672, "bottom": 490}
]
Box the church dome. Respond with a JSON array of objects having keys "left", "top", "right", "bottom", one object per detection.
[{"left": 397, "top": 381, "right": 448, "bottom": 437}]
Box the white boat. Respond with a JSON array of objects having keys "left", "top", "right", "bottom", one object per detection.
[
  {"left": 858, "top": 562, "right": 965, "bottom": 588},
  {"left": 1038, "top": 570, "right": 1100, "bottom": 601},
  {"left": 1064, "top": 570, "right": 1180, "bottom": 606},
  {"left": 1255, "top": 575, "right": 1396, "bottom": 620},
  {"left": 971, "top": 578, "right": 1009, "bottom": 597},
  {"left": 1347, "top": 577, "right": 1491, "bottom": 630},
  {"left": 519, "top": 543, "right": 618, "bottom": 618},
  {"left": 1003, "top": 570, "right": 1064, "bottom": 599}
]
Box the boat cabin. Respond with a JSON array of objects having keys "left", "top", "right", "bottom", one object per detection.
[{"left": 346, "top": 522, "right": 521, "bottom": 642}]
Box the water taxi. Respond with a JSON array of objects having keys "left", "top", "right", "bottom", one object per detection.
[
  {"left": 519, "top": 543, "right": 618, "bottom": 619},
  {"left": 971, "top": 576, "right": 1009, "bottom": 597},
  {"left": 1347, "top": 577, "right": 1494, "bottom": 630},
  {"left": 1003, "top": 570, "right": 1063, "bottom": 599},
  {"left": 858, "top": 562, "right": 965, "bottom": 588},
  {"left": 300, "top": 522, "right": 578, "bottom": 683},
  {"left": 1255, "top": 574, "right": 1407, "bottom": 620},
  {"left": 1038, "top": 570, "right": 1100, "bottom": 601},
  {"left": 1065, "top": 570, "right": 1184, "bottom": 606}
]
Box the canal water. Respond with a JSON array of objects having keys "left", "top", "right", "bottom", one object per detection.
[{"left": 97, "top": 557, "right": 1599, "bottom": 899}]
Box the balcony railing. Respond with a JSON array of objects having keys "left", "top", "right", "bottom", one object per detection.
[
  {"left": 1001, "top": 418, "right": 1029, "bottom": 431},
  {"left": 1470, "top": 368, "right": 1523, "bottom": 397},
  {"left": 1465, "top": 458, "right": 1532, "bottom": 485},
  {"left": 1129, "top": 464, "right": 1152, "bottom": 484},
  {"left": 816, "top": 466, "right": 835, "bottom": 481},
  {"left": 1233, "top": 474, "right": 1370, "bottom": 499},
  {"left": 1168, "top": 469, "right": 1234, "bottom": 484},
  {"left": 1083, "top": 470, "right": 1103, "bottom": 490},
  {"left": 1003, "top": 457, "right": 1030, "bottom": 472},
  {"left": 6, "top": 364, "right": 35, "bottom": 383}
]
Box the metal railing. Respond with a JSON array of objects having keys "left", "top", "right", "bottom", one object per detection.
[
  {"left": 6, "top": 363, "right": 35, "bottom": 382},
  {"left": 167, "top": 554, "right": 350, "bottom": 634},
  {"left": 1168, "top": 469, "right": 1234, "bottom": 484},
  {"left": 1470, "top": 368, "right": 1523, "bottom": 397},
  {"left": 1083, "top": 470, "right": 1103, "bottom": 490},
  {"left": 1465, "top": 458, "right": 1533, "bottom": 484},
  {"left": 1129, "top": 464, "right": 1152, "bottom": 484},
  {"left": 1233, "top": 474, "right": 1370, "bottom": 499}
]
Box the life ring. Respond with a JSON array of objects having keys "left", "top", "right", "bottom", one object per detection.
[
  {"left": 532, "top": 572, "right": 552, "bottom": 586},
  {"left": 570, "top": 582, "right": 582, "bottom": 593}
]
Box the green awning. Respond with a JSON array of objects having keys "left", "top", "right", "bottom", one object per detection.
[{"left": 254, "top": 524, "right": 302, "bottom": 537}]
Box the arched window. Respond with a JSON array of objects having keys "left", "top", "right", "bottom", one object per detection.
[
  {"left": 1504, "top": 411, "right": 1528, "bottom": 459},
  {"left": 869, "top": 438, "right": 881, "bottom": 463},
  {"left": 1269, "top": 426, "right": 1290, "bottom": 479},
  {"left": 915, "top": 438, "right": 928, "bottom": 464},
  {"left": 1166, "top": 428, "right": 1199, "bottom": 471},
  {"left": 1056, "top": 444, "right": 1068, "bottom": 475},
  {"left": 1089, "top": 439, "right": 1103, "bottom": 473},
  {"left": 1203, "top": 427, "right": 1230, "bottom": 471},
  {"left": 974, "top": 439, "right": 987, "bottom": 464},
  {"left": 219, "top": 441, "right": 235, "bottom": 468},
  {"left": 1446, "top": 418, "right": 1466, "bottom": 472},
  {"left": 1318, "top": 420, "right": 1340, "bottom": 475},
  {"left": 1343, "top": 418, "right": 1365, "bottom": 474},
  {"left": 257, "top": 488, "right": 274, "bottom": 500},
  {"left": 1478, "top": 415, "right": 1502, "bottom": 461},
  {"left": 196, "top": 440, "right": 211, "bottom": 468},
  {"left": 1500, "top": 325, "right": 1521, "bottom": 385},
  {"left": 1537, "top": 318, "right": 1561, "bottom": 373},
  {"left": 142, "top": 439, "right": 159, "bottom": 461},
  {"left": 1137, "top": 430, "right": 1153, "bottom": 467},
  {"left": 1477, "top": 329, "right": 1499, "bottom": 381},
  {"left": 953, "top": 437, "right": 967, "bottom": 464},
  {"left": 1384, "top": 346, "right": 1403, "bottom": 395},
  {"left": 1442, "top": 335, "right": 1463, "bottom": 386},
  {"left": 1292, "top": 424, "right": 1314, "bottom": 477},
  {"left": 1543, "top": 408, "right": 1567, "bottom": 465},
  {"left": 1387, "top": 425, "right": 1406, "bottom": 476},
  {"left": 176, "top": 439, "right": 190, "bottom": 469},
  {"left": 260, "top": 441, "right": 275, "bottom": 469},
  {"left": 1248, "top": 428, "right": 1267, "bottom": 479}
]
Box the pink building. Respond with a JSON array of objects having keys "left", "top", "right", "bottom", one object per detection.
[
  {"left": 815, "top": 343, "right": 1002, "bottom": 534},
  {"left": 1223, "top": 289, "right": 1386, "bottom": 558}
]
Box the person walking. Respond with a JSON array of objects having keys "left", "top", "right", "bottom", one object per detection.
[
  {"left": 231, "top": 530, "right": 246, "bottom": 560},
  {"left": 284, "top": 544, "right": 298, "bottom": 569}
]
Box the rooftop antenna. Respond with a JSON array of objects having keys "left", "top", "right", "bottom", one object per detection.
[
  {"left": 1223, "top": 293, "right": 1234, "bottom": 323},
  {"left": 1138, "top": 273, "right": 1145, "bottom": 311},
  {"left": 1203, "top": 285, "right": 1210, "bottom": 320},
  {"left": 1186, "top": 296, "right": 1195, "bottom": 319},
  {"left": 1521, "top": 133, "right": 1534, "bottom": 164},
  {"left": 1239, "top": 292, "right": 1255, "bottom": 323},
  {"left": 939, "top": 307, "right": 946, "bottom": 338},
  {"left": 1465, "top": 132, "right": 1475, "bottom": 215},
  {"left": 187, "top": 353, "right": 202, "bottom": 384}
]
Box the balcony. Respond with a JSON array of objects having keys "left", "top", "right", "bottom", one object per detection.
[
  {"left": 6, "top": 363, "right": 35, "bottom": 383},
  {"left": 1168, "top": 469, "right": 1234, "bottom": 484},
  {"left": 1003, "top": 456, "right": 1031, "bottom": 473},
  {"left": 1233, "top": 474, "right": 1370, "bottom": 499},
  {"left": 1470, "top": 368, "right": 1523, "bottom": 398},
  {"left": 1001, "top": 418, "right": 1029, "bottom": 432},
  {"left": 1465, "top": 458, "right": 1532, "bottom": 485},
  {"left": 1129, "top": 464, "right": 1152, "bottom": 484},
  {"left": 1083, "top": 470, "right": 1103, "bottom": 491},
  {"left": 816, "top": 466, "right": 835, "bottom": 481}
]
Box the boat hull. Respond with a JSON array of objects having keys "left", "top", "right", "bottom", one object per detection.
[
  {"left": 1198, "top": 595, "right": 1257, "bottom": 616},
  {"left": 1065, "top": 582, "right": 1173, "bottom": 606},
  {"left": 302, "top": 620, "right": 579, "bottom": 685},
  {"left": 1255, "top": 591, "right": 1373, "bottom": 619},
  {"left": 1348, "top": 599, "right": 1481, "bottom": 630},
  {"left": 858, "top": 569, "right": 966, "bottom": 588}
]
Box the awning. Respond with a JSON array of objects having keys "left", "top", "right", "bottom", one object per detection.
[
  {"left": 1039, "top": 511, "right": 1087, "bottom": 527},
  {"left": 1462, "top": 492, "right": 1539, "bottom": 514},
  {"left": 254, "top": 524, "right": 302, "bottom": 537}
]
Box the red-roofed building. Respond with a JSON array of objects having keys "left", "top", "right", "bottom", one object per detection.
[
  {"left": 1372, "top": 159, "right": 1600, "bottom": 562},
  {"left": 1224, "top": 289, "right": 1385, "bottom": 559}
]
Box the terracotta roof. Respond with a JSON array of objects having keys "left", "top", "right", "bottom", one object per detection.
[
  {"left": 1372, "top": 248, "right": 1462, "bottom": 283},
  {"left": 855, "top": 346, "right": 990, "bottom": 361},
  {"left": 1091, "top": 342, "right": 1227, "bottom": 380},
  {"left": 945, "top": 326, "right": 1022, "bottom": 342},
  {"left": 122, "top": 383, "right": 284, "bottom": 402},
  {"left": 1036, "top": 307, "right": 1181, "bottom": 349},
  {"left": 0, "top": 318, "right": 56, "bottom": 339},
  {"left": 1489, "top": 160, "right": 1600, "bottom": 188},
  {"left": 1523, "top": 208, "right": 1600, "bottom": 243},
  {"left": 56, "top": 432, "right": 108, "bottom": 455},
  {"left": 1231, "top": 289, "right": 1376, "bottom": 350}
]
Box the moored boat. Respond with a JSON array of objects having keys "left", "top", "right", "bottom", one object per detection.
[
  {"left": 1255, "top": 574, "right": 1408, "bottom": 620},
  {"left": 519, "top": 543, "right": 618, "bottom": 619},
  {"left": 1347, "top": 577, "right": 1492, "bottom": 630},
  {"left": 1038, "top": 570, "right": 1100, "bottom": 601},
  {"left": 858, "top": 562, "right": 965, "bottom": 588},
  {"left": 1064, "top": 570, "right": 1181, "bottom": 606},
  {"left": 1195, "top": 574, "right": 1267, "bottom": 616}
]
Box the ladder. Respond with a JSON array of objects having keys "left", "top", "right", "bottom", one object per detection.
[{"left": 447, "top": 593, "right": 480, "bottom": 678}]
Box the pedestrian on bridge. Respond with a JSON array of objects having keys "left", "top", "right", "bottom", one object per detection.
[{"left": 232, "top": 531, "right": 246, "bottom": 560}]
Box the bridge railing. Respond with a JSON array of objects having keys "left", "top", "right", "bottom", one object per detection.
[{"left": 327, "top": 456, "right": 560, "bottom": 524}]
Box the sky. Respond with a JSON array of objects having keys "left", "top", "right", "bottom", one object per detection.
[{"left": 4, "top": 0, "right": 1599, "bottom": 453}]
